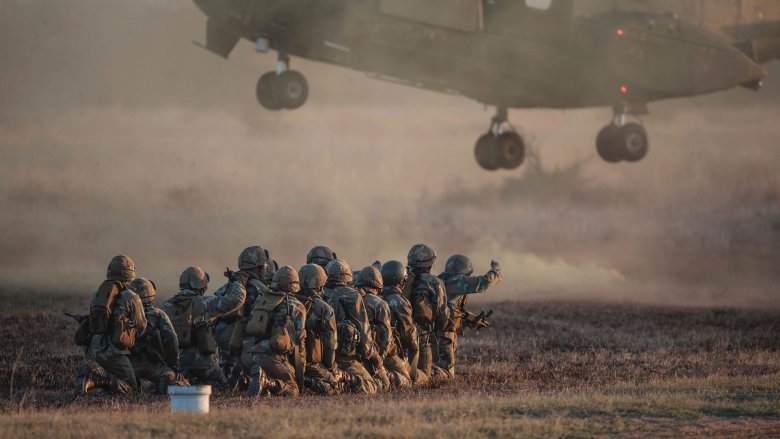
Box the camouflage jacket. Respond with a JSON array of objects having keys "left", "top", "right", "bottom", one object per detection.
[
  {"left": 295, "top": 289, "right": 337, "bottom": 369},
  {"left": 361, "top": 290, "right": 393, "bottom": 359},
  {"left": 213, "top": 273, "right": 270, "bottom": 321},
  {"left": 131, "top": 306, "right": 179, "bottom": 368},
  {"left": 324, "top": 283, "right": 375, "bottom": 359},
  {"left": 244, "top": 293, "right": 306, "bottom": 356},
  {"left": 379, "top": 286, "right": 419, "bottom": 357},
  {"left": 438, "top": 269, "right": 501, "bottom": 310}
]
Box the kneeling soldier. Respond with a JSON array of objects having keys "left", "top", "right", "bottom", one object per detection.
[
  {"left": 76, "top": 255, "right": 147, "bottom": 394},
  {"left": 162, "top": 266, "right": 246, "bottom": 387},
  {"left": 437, "top": 255, "right": 501, "bottom": 378},
  {"left": 128, "top": 278, "right": 189, "bottom": 394},
  {"left": 296, "top": 264, "right": 343, "bottom": 395},
  {"left": 242, "top": 266, "right": 307, "bottom": 397}
]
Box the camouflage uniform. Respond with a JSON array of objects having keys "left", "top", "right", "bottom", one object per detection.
[
  {"left": 357, "top": 267, "right": 411, "bottom": 389},
  {"left": 127, "top": 278, "right": 188, "bottom": 394},
  {"left": 437, "top": 255, "right": 502, "bottom": 378},
  {"left": 324, "top": 260, "right": 383, "bottom": 394},
  {"left": 296, "top": 264, "right": 341, "bottom": 395},
  {"left": 406, "top": 244, "right": 450, "bottom": 380},
  {"left": 242, "top": 267, "right": 307, "bottom": 398},
  {"left": 77, "top": 255, "right": 147, "bottom": 395},
  {"left": 380, "top": 260, "right": 423, "bottom": 385},
  {"left": 162, "top": 266, "right": 246, "bottom": 387},
  {"left": 213, "top": 246, "right": 272, "bottom": 386}
]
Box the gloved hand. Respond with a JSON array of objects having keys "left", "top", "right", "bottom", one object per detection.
[
  {"left": 490, "top": 260, "right": 501, "bottom": 273},
  {"left": 224, "top": 267, "right": 238, "bottom": 282},
  {"left": 224, "top": 267, "right": 249, "bottom": 286}
]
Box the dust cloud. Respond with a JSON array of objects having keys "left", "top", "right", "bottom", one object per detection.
[{"left": 0, "top": 1, "right": 778, "bottom": 307}]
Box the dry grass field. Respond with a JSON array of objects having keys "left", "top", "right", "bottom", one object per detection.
[{"left": 0, "top": 290, "right": 778, "bottom": 438}]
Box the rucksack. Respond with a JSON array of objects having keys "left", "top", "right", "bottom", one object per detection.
[
  {"left": 410, "top": 275, "right": 438, "bottom": 328},
  {"left": 163, "top": 296, "right": 202, "bottom": 348},
  {"left": 89, "top": 280, "right": 123, "bottom": 334},
  {"left": 244, "top": 291, "right": 286, "bottom": 339}
]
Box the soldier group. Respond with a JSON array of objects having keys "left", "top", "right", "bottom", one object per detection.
[{"left": 73, "top": 243, "right": 501, "bottom": 397}]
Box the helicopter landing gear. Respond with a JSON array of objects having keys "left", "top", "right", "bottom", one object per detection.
[
  {"left": 474, "top": 107, "right": 526, "bottom": 171},
  {"left": 256, "top": 53, "right": 309, "bottom": 110},
  {"left": 596, "top": 106, "right": 649, "bottom": 163}
]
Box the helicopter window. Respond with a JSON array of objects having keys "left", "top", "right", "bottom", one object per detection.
[
  {"left": 525, "top": 0, "right": 553, "bottom": 10},
  {"left": 483, "top": 0, "right": 569, "bottom": 44}
]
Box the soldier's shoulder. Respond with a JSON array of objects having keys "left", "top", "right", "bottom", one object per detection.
[
  {"left": 248, "top": 278, "right": 271, "bottom": 293},
  {"left": 146, "top": 306, "right": 165, "bottom": 317},
  {"left": 119, "top": 288, "right": 141, "bottom": 301},
  {"left": 420, "top": 272, "right": 444, "bottom": 285},
  {"left": 313, "top": 297, "right": 333, "bottom": 311}
]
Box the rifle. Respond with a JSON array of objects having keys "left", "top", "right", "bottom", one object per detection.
[
  {"left": 64, "top": 312, "right": 88, "bottom": 323},
  {"left": 65, "top": 312, "right": 91, "bottom": 346},
  {"left": 462, "top": 309, "right": 493, "bottom": 331}
]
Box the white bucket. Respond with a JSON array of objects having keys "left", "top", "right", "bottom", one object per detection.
[{"left": 168, "top": 385, "right": 211, "bottom": 414}]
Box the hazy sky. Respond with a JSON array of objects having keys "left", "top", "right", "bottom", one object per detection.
[{"left": 1, "top": 1, "right": 778, "bottom": 306}]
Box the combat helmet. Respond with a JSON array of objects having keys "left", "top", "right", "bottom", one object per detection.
[
  {"left": 179, "top": 266, "right": 209, "bottom": 293},
  {"left": 325, "top": 259, "right": 353, "bottom": 285},
  {"left": 307, "top": 246, "right": 337, "bottom": 268},
  {"left": 262, "top": 259, "right": 279, "bottom": 286},
  {"left": 238, "top": 246, "right": 270, "bottom": 271},
  {"left": 271, "top": 266, "right": 300, "bottom": 293},
  {"left": 407, "top": 244, "right": 437, "bottom": 270},
  {"left": 106, "top": 255, "right": 136, "bottom": 282},
  {"left": 299, "top": 264, "right": 327, "bottom": 290},
  {"left": 380, "top": 260, "right": 407, "bottom": 288},
  {"left": 355, "top": 266, "right": 383, "bottom": 290},
  {"left": 444, "top": 254, "right": 474, "bottom": 276},
  {"left": 130, "top": 278, "right": 156, "bottom": 307}
]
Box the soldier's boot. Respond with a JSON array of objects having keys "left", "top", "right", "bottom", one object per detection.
[
  {"left": 247, "top": 369, "right": 266, "bottom": 398},
  {"left": 157, "top": 374, "right": 190, "bottom": 395},
  {"left": 387, "top": 371, "right": 412, "bottom": 389},
  {"left": 372, "top": 368, "right": 391, "bottom": 392},
  {"left": 332, "top": 369, "right": 359, "bottom": 393},
  {"left": 76, "top": 371, "right": 113, "bottom": 395},
  {"left": 248, "top": 369, "right": 283, "bottom": 398},
  {"left": 228, "top": 364, "right": 245, "bottom": 390}
]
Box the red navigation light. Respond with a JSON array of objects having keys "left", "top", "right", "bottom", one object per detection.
[
  {"left": 616, "top": 28, "right": 624, "bottom": 36},
  {"left": 620, "top": 85, "right": 628, "bottom": 94}
]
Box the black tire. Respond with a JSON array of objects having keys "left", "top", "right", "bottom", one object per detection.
[
  {"left": 475, "top": 134, "right": 500, "bottom": 171},
  {"left": 617, "top": 123, "right": 649, "bottom": 162},
  {"left": 496, "top": 131, "right": 526, "bottom": 170},
  {"left": 256, "top": 72, "right": 282, "bottom": 110},
  {"left": 596, "top": 125, "right": 623, "bottom": 163},
  {"left": 271, "top": 70, "right": 309, "bottom": 109}
]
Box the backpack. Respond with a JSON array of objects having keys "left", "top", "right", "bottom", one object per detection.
[
  {"left": 410, "top": 275, "right": 438, "bottom": 329},
  {"left": 244, "top": 291, "right": 286, "bottom": 339},
  {"left": 163, "top": 296, "right": 202, "bottom": 348},
  {"left": 88, "top": 280, "right": 122, "bottom": 334}
]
